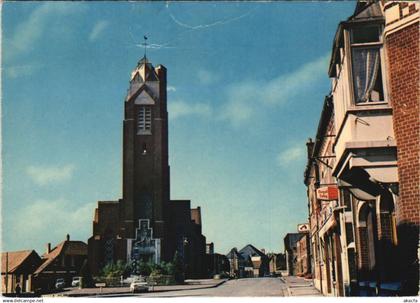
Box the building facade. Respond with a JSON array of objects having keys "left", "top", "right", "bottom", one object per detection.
[
  {"left": 33, "top": 235, "right": 88, "bottom": 292},
  {"left": 382, "top": 0, "right": 419, "bottom": 296},
  {"left": 296, "top": 234, "right": 311, "bottom": 278},
  {"left": 284, "top": 233, "right": 304, "bottom": 276},
  {"left": 303, "top": 0, "right": 419, "bottom": 297},
  {"left": 1, "top": 250, "right": 42, "bottom": 294}
]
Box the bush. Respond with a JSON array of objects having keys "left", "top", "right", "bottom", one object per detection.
[{"left": 101, "top": 260, "right": 130, "bottom": 278}]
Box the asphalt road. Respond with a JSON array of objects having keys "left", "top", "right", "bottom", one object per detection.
[{"left": 135, "top": 277, "right": 286, "bottom": 297}]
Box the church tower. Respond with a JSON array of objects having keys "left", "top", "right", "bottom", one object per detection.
[
  {"left": 88, "top": 56, "right": 172, "bottom": 274},
  {"left": 121, "top": 56, "right": 170, "bottom": 261}
]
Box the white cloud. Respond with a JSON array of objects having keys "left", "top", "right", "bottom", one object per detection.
[
  {"left": 167, "top": 86, "right": 177, "bottom": 92},
  {"left": 168, "top": 100, "right": 212, "bottom": 120},
  {"left": 219, "top": 54, "right": 330, "bottom": 127},
  {"left": 6, "top": 3, "right": 84, "bottom": 61},
  {"left": 197, "top": 69, "right": 219, "bottom": 85},
  {"left": 13, "top": 198, "right": 94, "bottom": 249},
  {"left": 26, "top": 164, "right": 75, "bottom": 186},
  {"left": 276, "top": 145, "right": 305, "bottom": 168},
  {"left": 4, "top": 64, "right": 42, "bottom": 79},
  {"left": 89, "top": 20, "right": 109, "bottom": 42}
]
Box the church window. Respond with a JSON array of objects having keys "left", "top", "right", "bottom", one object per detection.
[{"left": 137, "top": 106, "right": 152, "bottom": 134}]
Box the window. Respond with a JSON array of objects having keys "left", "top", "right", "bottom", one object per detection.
[
  {"left": 137, "top": 106, "right": 152, "bottom": 134},
  {"left": 350, "top": 25, "right": 384, "bottom": 104}
]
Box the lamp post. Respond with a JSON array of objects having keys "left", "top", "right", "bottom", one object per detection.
[{"left": 5, "top": 252, "right": 9, "bottom": 293}]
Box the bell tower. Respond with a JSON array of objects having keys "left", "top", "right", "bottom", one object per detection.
[{"left": 121, "top": 56, "right": 170, "bottom": 261}]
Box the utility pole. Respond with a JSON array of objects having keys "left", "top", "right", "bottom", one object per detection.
[{"left": 5, "top": 252, "right": 9, "bottom": 293}]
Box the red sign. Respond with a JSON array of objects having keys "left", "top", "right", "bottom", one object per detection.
[{"left": 316, "top": 186, "right": 338, "bottom": 200}]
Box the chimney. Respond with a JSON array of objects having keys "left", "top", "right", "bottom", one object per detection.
[
  {"left": 66, "top": 234, "right": 70, "bottom": 241},
  {"left": 306, "top": 138, "right": 314, "bottom": 160},
  {"left": 46, "top": 243, "right": 51, "bottom": 254}
]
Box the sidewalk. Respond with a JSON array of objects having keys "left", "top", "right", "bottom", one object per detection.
[
  {"left": 281, "top": 274, "right": 322, "bottom": 297},
  {"left": 46, "top": 278, "right": 228, "bottom": 297}
]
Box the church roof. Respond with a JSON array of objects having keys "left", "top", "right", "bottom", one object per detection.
[{"left": 132, "top": 56, "right": 159, "bottom": 82}]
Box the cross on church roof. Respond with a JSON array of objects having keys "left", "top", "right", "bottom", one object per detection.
[{"left": 141, "top": 35, "right": 148, "bottom": 58}]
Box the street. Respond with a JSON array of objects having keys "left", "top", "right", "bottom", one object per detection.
[
  {"left": 46, "top": 275, "right": 321, "bottom": 298},
  {"left": 130, "top": 278, "right": 286, "bottom": 297}
]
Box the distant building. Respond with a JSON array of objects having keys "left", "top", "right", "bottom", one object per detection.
[
  {"left": 226, "top": 245, "right": 269, "bottom": 278},
  {"left": 204, "top": 243, "right": 229, "bottom": 277},
  {"left": 206, "top": 243, "right": 214, "bottom": 255},
  {"left": 226, "top": 247, "right": 244, "bottom": 277},
  {"left": 296, "top": 234, "right": 311, "bottom": 277},
  {"left": 1, "top": 250, "right": 42, "bottom": 294},
  {"left": 284, "top": 233, "right": 304, "bottom": 276},
  {"left": 33, "top": 235, "right": 87, "bottom": 292},
  {"left": 267, "top": 253, "right": 285, "bottom": 275}
]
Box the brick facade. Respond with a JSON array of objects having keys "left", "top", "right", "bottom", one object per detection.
[
  {"left": 386, "top": 21, "right": 420, "bottom": 226},
  {"left": 384, "top": 2, "right": 419, "bottom": 295}
]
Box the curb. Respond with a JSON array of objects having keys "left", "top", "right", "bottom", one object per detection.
[
  {"left": 212, "top": 279, "right": 228, "bottom": 288},
  {"left": 279, "top": 277, "right": 291, "bottom": 296}
]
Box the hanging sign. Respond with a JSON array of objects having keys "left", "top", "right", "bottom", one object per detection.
[
  {"left": 297, "top": 223, "right": 310, "bottom": 233},
  {"left": 316, "top": 186, "right": 338, "bottom": 200}
]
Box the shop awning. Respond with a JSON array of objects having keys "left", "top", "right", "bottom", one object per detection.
[{"left": 338, "top": 167, "right": 392, "bottom": 201}]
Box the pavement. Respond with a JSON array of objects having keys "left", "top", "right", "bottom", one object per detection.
[{"left": 280, "top": 273, "right": 322, "bottom": 297}]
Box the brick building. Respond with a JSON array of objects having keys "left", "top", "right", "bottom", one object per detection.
[
  {"left": 296, "top": 234, "right": 311, "bottom": 278},
  {"left": 284, "top": 233, "right": 304, "bottom": 276},
  {"left": 382, "top": 0, "right": 419, "bottom": 295},
  {"left": 33, "top": 235, "right": 88, "bottom": 292},
  {"left": 88, "top": 56, "right": 207, "bottom": 276},
  {"left": 303, "top": 0, "right": 419, "bottom": 297}
]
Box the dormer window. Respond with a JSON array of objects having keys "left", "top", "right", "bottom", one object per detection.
[
  {"left": 350, "top": 25, "right": 384, "bottom": 104},
  {"left": 137, "top": 106, "right": 152, "bottom": 135}
]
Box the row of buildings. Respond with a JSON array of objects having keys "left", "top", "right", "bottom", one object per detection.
[
  {"left": 226, "top": 245, "right": 285, "bottom": 278},
  {"left": 1, "top": 235, "right": 88, "bottom": 294},
  {"left": 286, "top": 0, "right": 419, "bottom": 297}
]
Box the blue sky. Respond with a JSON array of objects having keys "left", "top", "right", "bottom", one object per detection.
[{"left": 2, "top": 1, "right": 355, "bottom": 255}]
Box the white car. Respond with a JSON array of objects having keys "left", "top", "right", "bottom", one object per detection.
[
  {"left": 130, "top": 280, "right": 148, "bottom": 293},
  {"left": 71, "top": 276, "right": 81, "bottom": 287}
]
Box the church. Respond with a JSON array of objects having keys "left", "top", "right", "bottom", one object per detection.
[{"left": 88, "top": 56, "right": 206, "bottom": 277}]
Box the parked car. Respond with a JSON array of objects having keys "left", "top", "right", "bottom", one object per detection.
[
  {"left": 130, "top": 280, "right": 148, "bottom": 293},
  {"left": 55, "top": 278, "right": 65, "bottom": 289},
  {"left": 71, "top": 276, "right": 81, "bottom": 287}
]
